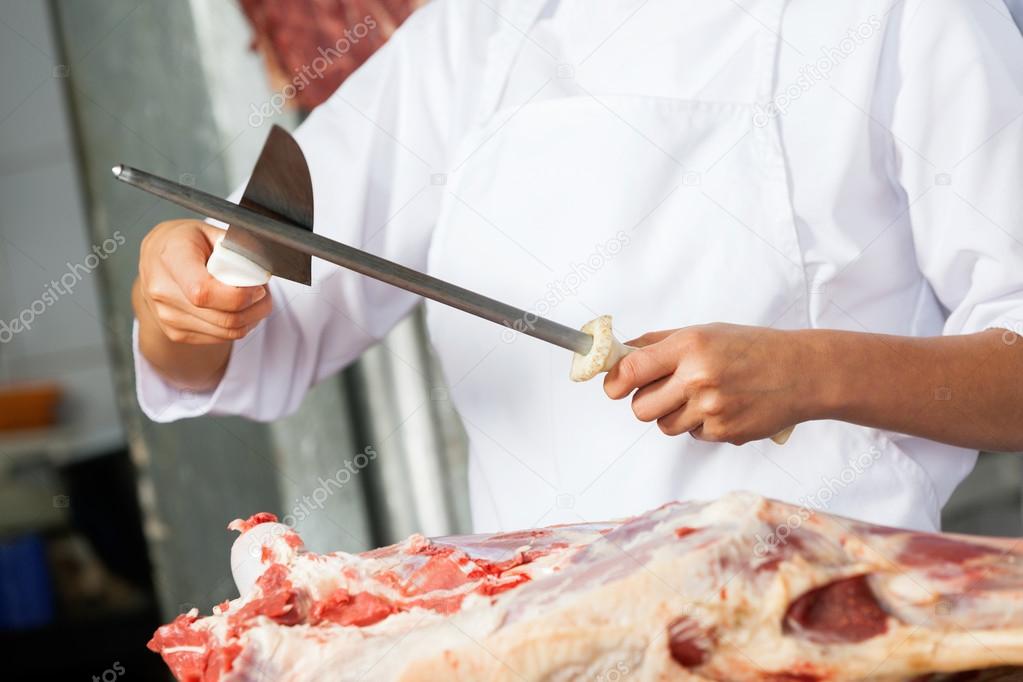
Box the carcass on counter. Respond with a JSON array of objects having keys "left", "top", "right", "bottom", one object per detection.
[{"left": 149, "top": 493, "right": 1023, "bottom": 681}]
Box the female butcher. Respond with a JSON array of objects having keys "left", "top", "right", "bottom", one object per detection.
[{"left": 132, "top": 1, "right": 1023, "bottom": 533}]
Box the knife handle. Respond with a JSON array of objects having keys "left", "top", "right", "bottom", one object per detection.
[{"left": 207, "top": 235, "right": 271, "bottom": 287}]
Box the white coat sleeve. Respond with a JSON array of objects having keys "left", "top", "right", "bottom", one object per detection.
[
  {"left": 134, "top": 0, "right": 488, "bottom": 422},
  {"left": 883, "top": 0, "right": 1023, "bottom": 337}
]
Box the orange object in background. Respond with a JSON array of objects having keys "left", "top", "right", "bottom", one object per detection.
[{"left": 0, "top": 383, "right": 62, "bottom": 431}]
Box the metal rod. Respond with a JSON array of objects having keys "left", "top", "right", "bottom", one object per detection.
[{"left": 112, "top": 164, "right": 593, "bottom": 355}]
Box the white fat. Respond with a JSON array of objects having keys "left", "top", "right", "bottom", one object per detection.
[
  {"left": 161, "top": 645, "right": 207, "bottom": 655},
  {"left": 884, "top": 573, "right": 939, "bottom": 605},
  {"left": 207, "top": 234, "right": 271, "bottom": 287}
]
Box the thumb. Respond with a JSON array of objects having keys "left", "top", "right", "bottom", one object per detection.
[
  {"left": 603, "top": 339, "right": 677, "bottom": 399},
  {"left": 198, "top": 222, "right": 229, "bottom": 250},
  {"left": 165, "top": 229, "right": 265, "bottom": 311}
]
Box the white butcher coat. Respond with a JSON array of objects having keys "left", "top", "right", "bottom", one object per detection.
[{"left": 135, "top": 0, "right": 1023, "bottom": 532}]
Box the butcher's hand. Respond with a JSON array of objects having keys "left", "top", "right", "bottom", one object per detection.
[
  {"left": 603, "top": 324, "right": 816, "bottom": 445},
  {"left": 133, "top": 219, "right": 272, "bottom": 391}
]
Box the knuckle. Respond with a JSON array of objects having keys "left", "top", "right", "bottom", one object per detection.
[
  {"left": 618, "top": 354, "right": 640, "bottom": 385},
  {"left": 223, "top": 326, "right": 248, "bottom": 341},
  {"left": 686, "top": 368, "right": 719, "bottom": 390},
  {"left": 218, "top": 311, "right": 244, "bottom": 329},
  {"left": 147, "top": 282, "right": 172, "bottom": 304},
  {"left": 701, "top": 393, "right": 726, "bottom": 417},
  {"left": 154, "top": 306, "right": 175, "bottom": 325},
  {"left": 617, "top": 351, "right": 650, "bottom": 388},
  {"left": 700, "top": 421, "right": 727, "bottom": 442},
  {"left": 685, "top": 327, "right": 710, "bottom": 351},
  {"left": 164, "top": 328, "right": 187, "bottom": 343},
  {"left": 188, "top": 281, "right": 210, "bottom": 307}
]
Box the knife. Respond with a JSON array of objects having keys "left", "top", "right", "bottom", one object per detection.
[{"left": 112, "top": 126, "right": 792, "bottom": 444}]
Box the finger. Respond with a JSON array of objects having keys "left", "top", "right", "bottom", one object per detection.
[
  {"left": 162, "top": 236, "right": 267, "bottom": 312},
  {"left": 152, "top": 303, "right": 258, "bottom": 342},
  {"left": 624, "top": 329, "right": 674, "bottom": 348},
  {"left": 197, "top": 222, "right": 230, "bottom": 245},
  {"left": 162, "top": 327, "right": 243, "bottom": 345},
  {"left": 656, "top": 402, "right": 704, "bottom": 437},
  {"left": 159, "top": 288, "right": 272, "bottom": 331},
  {"left": 603, "top": 342, "right": 677, "bottom": 400},
  {"left": 631, "top": 374, "right": 689, "bottom": 422}
]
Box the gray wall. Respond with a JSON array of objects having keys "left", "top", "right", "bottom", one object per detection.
[
  {"left": 46, "top": 0, "right": 466, "bottom": 617},
  {"left": 49, "top": 0, "right": 289, "bottom": 615},
  {"left": 0, "top": 0, "right": 121, "bottom": 457}
]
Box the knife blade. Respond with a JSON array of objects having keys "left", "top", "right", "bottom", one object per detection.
[
  {"left": 222, "top": 124, "right": 315, "bottom": 286},
  {"left": 111, "top": 163, "right": 594, "bottom": 356}
]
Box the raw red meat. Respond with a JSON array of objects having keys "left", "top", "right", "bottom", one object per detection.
[
  {"left": 148, "top": 493, "right": 1023, "bottom": 681},
  {"left": 237, "top": 0, "right": 424, "bottom": 110}
]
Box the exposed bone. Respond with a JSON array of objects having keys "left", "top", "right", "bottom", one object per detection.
[
  {"left": 569, "top": 315, "right": 634, "bottom": 382},
  {"left": 229, "top": 521, "right": 295, "bottom": 598},
  {"left": 772, "top": 426, "right": 794, "bottom": 445}
]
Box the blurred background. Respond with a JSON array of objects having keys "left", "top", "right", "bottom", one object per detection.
[{"left": 0, "top": 1, "right": 1021, "bottom": 679}]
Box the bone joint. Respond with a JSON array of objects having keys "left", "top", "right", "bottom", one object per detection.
[{"left": 570, "top": 315, "right": 632, "bottom": 382}]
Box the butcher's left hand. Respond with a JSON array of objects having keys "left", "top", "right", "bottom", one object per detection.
[{"left": 603, "top": 324, "right": 817, "bottom": 444}]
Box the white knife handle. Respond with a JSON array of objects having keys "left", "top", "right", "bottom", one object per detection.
[{"left": 207, "top": 235, "right": 271, "bottom": 287}]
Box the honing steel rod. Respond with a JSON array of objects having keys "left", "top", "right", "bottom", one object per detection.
[{"left": 112, "top": 164, "right": 593, "bottom": 355}]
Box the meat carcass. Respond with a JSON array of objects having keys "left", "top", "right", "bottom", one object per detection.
[{"left": 149, "top": 493, "right": 1023, "bottom": 681}]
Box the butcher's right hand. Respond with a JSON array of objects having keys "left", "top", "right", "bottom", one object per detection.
[{"left": 136, "top": 219, "right": 272, "bottom": 345}]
